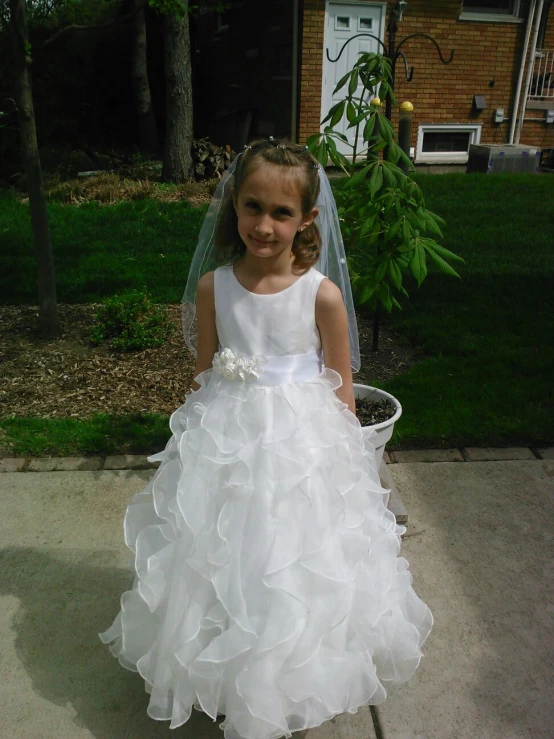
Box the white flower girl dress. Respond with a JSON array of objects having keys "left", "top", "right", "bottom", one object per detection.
[{"left": 100, "top": 264, "right": 433, "bottom": 739}]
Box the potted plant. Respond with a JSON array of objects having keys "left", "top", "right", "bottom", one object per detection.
[
  {"left": 354, "top": 384, "right": 401, "bottom": 467},
  {"left": 308, "top": 52, "right": 464, "bottom": 457}
]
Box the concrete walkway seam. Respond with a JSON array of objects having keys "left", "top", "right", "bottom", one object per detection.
[{"left": 0, "top": 447, "right": 552, "bottom": 473}]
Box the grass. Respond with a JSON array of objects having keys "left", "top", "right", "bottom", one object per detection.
[
  {"left": 0, "top": 414, "right": 170, "bottom": 458},
  {"left": 1, "top": 173, "right": 553, "bottom": 455},
  {"left": 0, "top": 191, "right": 207, "bottom": 304},
  {"left": 377, "top": 173, "right": 554, "bottom": 448}
]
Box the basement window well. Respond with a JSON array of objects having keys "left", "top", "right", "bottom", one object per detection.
[{"left": 416, "top": 124, "right": 482, "bottom": 164}]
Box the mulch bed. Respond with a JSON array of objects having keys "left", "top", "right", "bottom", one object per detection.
[{"left": 0, "top": 303, "right": 419, "bottom": 420}]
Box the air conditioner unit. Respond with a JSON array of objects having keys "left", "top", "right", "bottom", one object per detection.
[{"left": 467, "top": 144, "right": 541, "bottom": 174}]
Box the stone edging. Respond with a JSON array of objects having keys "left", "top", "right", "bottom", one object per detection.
[{"left": 0, "top": 447, "right": 552, "bottom": 473}]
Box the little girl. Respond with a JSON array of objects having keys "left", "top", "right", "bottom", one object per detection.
[{"left": 100, "top": 139, "right": 433, "bottom": 739}]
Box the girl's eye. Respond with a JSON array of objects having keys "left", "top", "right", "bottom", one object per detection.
[
  {"left": 276, "top": 208, "right": 292, "bottom": 217},
  {"left": 245, "top": 201, "right": 259, "bottom": 210}
]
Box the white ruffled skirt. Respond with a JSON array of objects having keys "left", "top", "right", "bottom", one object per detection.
[{"left": 99, "top": 368, "right": 433, "bottom": 738}]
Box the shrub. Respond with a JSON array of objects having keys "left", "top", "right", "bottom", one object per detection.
[{"left": 90, "top": 289, "right": 174, "bottom": 351}]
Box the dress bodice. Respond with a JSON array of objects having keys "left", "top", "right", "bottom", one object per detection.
[{"left": 214, "top": 265, "right": 326, "bottom": 358}]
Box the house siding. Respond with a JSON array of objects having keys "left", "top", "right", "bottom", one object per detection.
[{"left": 299, "top": 0, "right": 554, "bottom": 153}]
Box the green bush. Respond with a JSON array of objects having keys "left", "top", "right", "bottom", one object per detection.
[{"left": 90, "top": 289, "right": 174, "bottom": 351}]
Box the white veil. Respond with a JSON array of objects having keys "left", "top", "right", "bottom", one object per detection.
[{"left": 181, "top": 147, "right": 360, "bottom": 372}]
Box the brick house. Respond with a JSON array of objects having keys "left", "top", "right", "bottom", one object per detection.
[{"left": 196, "top": 1, "right": 554, "bottom": 165}]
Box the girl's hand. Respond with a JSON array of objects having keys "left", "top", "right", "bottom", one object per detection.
[
  {"left": 315, "top": 278, "right": 356, "bottom": 415},
  {"left": 192, "top": 271, "right": 219, "bottom": 390}
]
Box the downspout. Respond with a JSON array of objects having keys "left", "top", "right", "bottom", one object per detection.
[
  {"left": 291, "top": 0, "right": 300, "bottom": 142},
  {"left": 509, "top": 0, "right": 536, "bottom": 143},
  {"left": 515, "top": 0, "right": 545, "bottom": 144}
]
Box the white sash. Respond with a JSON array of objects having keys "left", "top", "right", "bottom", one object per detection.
[
  {"left": 212, "top": 348, "right": 322, "bottom": 387},
  {"left": 254, "top": 350, "right": 322, "bottom": 386}
]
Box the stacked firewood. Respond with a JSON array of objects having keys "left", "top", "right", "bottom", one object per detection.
[{"left": 192, "top": 139, "right": 236, "bottom": 180}]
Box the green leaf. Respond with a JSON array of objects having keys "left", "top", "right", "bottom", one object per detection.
[
  {"left": 423, "top": 215, "right": 443, "bottom": 238},
  {"left": 396, "top": 146, "right": 414, "bottom": 171},
  {"left": 386, "top": 141, "right": 399, "bottom": 164},
  {"left": 306, "top": 134, "right": 322, "bottom": 153},
  {"left": 348, "top": 162, "right": 374, "bottom": 188},
  {"left": 381, "top": 163, "right": 396, "bottom": 188},
  {"left": 379, "top": 284, "right": 393, "bottom": 312},
  {"left": 369, "top": 164, "right": 384, "bottom": 197},
  {"left": 429, "top": 211, "right": 447, "bottom": 228},
  {"left": 315, "top": 140, "right": 328, "bottom": 166},
  {"left": 360, "top": 214, "right": 378, "bottom": 237},
  {"left": 360, "top": 282, "right": 375, "bottom": 304},
  {"left": 375, "top": 257, "right": 389, "bottom": 282},
  {"left": 346, "top": 101, "right": 357, "bottom": 126},
  {"left": 424, "top": 241, "right": 465, "bottom": 264},
  {"left": 384, "top": 218, "right": 402, "bottom": 243},
  {"left": 362, "top": 114, "right": 376, "bottom": 142},
  {"left": 334, "top": 71, "right": 351, "bottom": 95},
  {"left": 370, "top": 140, "right": 387, "bottom": 154},
  {"left": 330, "top": 100, "right": 346, "bottom": 127},
  {"left": 409, "top": 242, "right": 427, "bottom": 286},
  {"left": 424, "top": 247, "right": 462, "bottom": 278},
  {"left": 322, "top": 100, "right": 343, "bottom": 125},
  {"left": 330, "top": 130, "right": 350, "bottom": 144},
  {"left": 389, "top": 259, "right": 403, "bottom": 289},
  {"left": 348, "top": 69, "right": 359, "bottom": 96}
]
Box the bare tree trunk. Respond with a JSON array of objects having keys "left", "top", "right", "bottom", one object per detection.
[
  {"left": 131, "top": 0, "right": 159, "bottom": 156},
  {"left": 162, "top": 3, "right": 193, "bottom": 182},
  {"left": 10, "top": 0, "right": 59, "bottom": 339}
]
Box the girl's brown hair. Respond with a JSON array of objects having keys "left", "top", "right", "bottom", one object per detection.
[{"left": 214, "top": 139, "right": 321, "bottom": 269}]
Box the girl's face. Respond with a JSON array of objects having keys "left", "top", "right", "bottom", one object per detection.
[{"left": 234, "top": 162, "right": 317, "bottom": 261}]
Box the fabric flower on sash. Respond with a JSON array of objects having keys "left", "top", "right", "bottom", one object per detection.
[{"left": 212, "top": 348, "right": 266, "bottom": 382}]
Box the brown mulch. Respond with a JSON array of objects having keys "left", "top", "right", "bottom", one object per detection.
[{"left": 0, "top": 303, "right": 419, "bottom": 420}]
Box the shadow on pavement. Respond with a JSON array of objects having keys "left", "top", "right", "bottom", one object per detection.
[{"left": 0, "top": 545, "right": 221, "bottom": 739}]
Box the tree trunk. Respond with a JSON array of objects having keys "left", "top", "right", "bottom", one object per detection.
[
  {"left": 10, "top": 0, "right": 59, "bottom": 339},
  {"left": 131, "top": 0, "right": 160, "bottom": 156},
  {"left": 162, "top": 4, "right": 193, "bottom": 182}
]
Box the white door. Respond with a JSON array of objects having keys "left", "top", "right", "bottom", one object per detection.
[{"left": 322, "top": 2, "right": 386, "bottom": 156}]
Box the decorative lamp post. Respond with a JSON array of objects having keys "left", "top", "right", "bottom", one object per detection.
[{"left": 398, "top": 101, "right": 414, "bottom": 172}]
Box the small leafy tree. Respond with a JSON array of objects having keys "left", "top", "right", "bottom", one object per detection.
[{"left": 307, "top": 52, "right": 464, "bottom": 350}]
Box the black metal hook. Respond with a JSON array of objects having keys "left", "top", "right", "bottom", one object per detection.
[
  {"left": 394, "top": 33, "right": 454, "bottom": 65},
  {"left": 396, "top": 51, "right": 414, "bottom": 82},
  {"left": 325, "top": 33, "right": 387, "bottom": 63}
]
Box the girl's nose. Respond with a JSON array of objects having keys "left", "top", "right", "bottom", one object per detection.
[{"left": 255, "top": 215, "right": 272, "bottom": 235}]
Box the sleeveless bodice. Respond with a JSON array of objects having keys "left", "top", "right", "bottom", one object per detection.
[{"left": 214, "top": 265, "right": 326, "bottom": 357}]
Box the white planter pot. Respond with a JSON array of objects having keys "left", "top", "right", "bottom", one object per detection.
[{"left": 354, "top": 383, "right": 402, "bottom": 467}]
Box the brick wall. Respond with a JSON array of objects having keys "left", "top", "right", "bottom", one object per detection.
[{"left": 298, "top": 0, "right": 554, "bottom": 154}]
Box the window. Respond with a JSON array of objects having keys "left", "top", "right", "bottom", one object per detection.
[
  {"left": 460, "top": 0, "right": 522, "bottom": 22},
  {"left": 416, "top": 124, "right": 482, "bottom": 164}
]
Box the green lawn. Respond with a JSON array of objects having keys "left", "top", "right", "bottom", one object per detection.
[
  {"left": 1, "top": 173, "right": 553, "bottom": 454},
  {"left": 379, "top": 173, "right": 554, "bottom": 448},
  {"left": 0, "top": 192, "right": 205, "bottom": 303}
]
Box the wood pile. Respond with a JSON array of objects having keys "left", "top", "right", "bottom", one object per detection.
[{"left": 192, "top": 139, "right": 236, "bottom": 180}]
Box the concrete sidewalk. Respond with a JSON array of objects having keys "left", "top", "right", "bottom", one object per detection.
[{"left": 1, "top": 455, "right": 553, "bottom": 739}]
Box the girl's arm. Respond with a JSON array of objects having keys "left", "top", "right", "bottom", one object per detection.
[
  {"left": 315, "top": 278, "right": 356, "bottom": 415},
  {"left": 191, "top": 271, "right": 219, "bottom": 390}
]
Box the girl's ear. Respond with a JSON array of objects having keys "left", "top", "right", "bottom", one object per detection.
[{"left": 301, "top": 206, "right": 319, "bottom": 230}]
